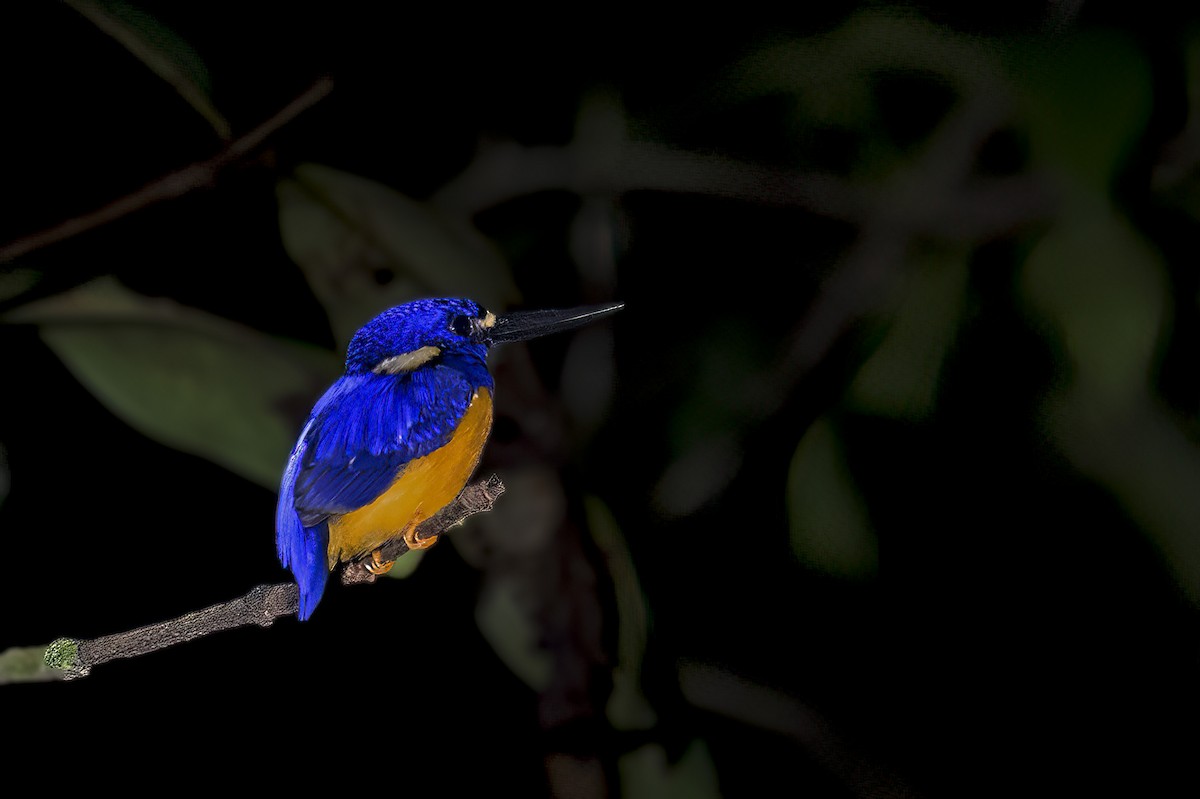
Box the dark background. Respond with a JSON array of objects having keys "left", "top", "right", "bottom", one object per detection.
[{"left": 2, "top": 4, "right": 1198, "bottom": 796}]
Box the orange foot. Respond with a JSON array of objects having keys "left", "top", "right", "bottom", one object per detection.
[
  {"left": 365, "top": 549, "right": 394, "bottom": 575},
  {"left": 404, "top": 524, "right": 439, "bottom": 551}
]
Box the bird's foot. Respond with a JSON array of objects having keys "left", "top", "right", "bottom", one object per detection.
[
  {"left": 365, "top": 549, "right": 394, "bottom": 575},
  {"left": 404, "top": 525, "right": 439, "bottom": 551}
]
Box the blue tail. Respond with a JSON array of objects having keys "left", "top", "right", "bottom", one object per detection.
[
  {"left": 276, "top": 434, "right": 328, "bottom": 620},
  {"left": 277, "top": 514, "right": 329, "bottom": 621}
]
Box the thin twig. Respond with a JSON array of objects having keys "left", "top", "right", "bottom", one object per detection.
[
  {"left": 43, "top": 475, "right": 504, "bottom": 680},
  {"left": 432, "top": 139, "right": 866, "bottom": 220},
  {"left": 769, "top": 91, "right": 1026, "bottom": 419},
  {"left": 654, "top": 92, "right": 1042, "bottom": 516},
  {"left": 679, "top": 662, "right": 921, "bottom": 799},
  {"left": 432, "top": 135, "right": 1049, "bottom": 239},
  {"left": 0, "top": 77, "right": 334, "bottom": 264}
]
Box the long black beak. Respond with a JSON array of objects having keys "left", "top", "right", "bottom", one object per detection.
[{"left": 485, "top": 301, "right": 624, "bottom": 344}]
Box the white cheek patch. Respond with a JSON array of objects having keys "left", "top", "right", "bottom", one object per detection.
[
  {"left": 480, "top": 312, "right": 496, "bottom": 329},
  {"left": 373, "top": 346, "right": 442, "bottom": 374}
]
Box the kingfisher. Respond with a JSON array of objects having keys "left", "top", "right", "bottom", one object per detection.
[{"left": 275, "top": 297, "right": 622, "bottom": 619}]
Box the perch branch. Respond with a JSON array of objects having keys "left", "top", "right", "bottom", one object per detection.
[
  {"left": 43, "top": 475, "right": 505, "bottom": 680},
  {"left": 0, "top": 77, "right": 334, "bottom": 263},
  {"left": 45, "top": 583, "right": 300, "bottom": 679},
  {"left": 341, "top": 473, "right": 506, "bottom": 584}
]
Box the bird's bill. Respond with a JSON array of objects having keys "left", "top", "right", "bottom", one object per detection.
[{"left": 485, "top": 302, "right": 624, "bottom": 344}]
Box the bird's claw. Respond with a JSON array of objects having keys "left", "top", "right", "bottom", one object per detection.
[
  {"left": 363, "top": 526, "right": 438, "bottom": 575},
  {"left": 404, "top": 525, "right": 439, "bottom": 551},
  {"left": 365, "top": 549, "right": 394, "bottom": 575}
]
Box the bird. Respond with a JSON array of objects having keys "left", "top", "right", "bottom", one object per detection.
[{"left": 275, "top": 296, "right": 623, "bottom": 619}]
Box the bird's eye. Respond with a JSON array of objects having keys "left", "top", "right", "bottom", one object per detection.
[
  {"left": 476, "top": 306, "right": 490, "bottom": 319},
  {"left": 451, "top": 315, "right": 473, "bottom": 337}
]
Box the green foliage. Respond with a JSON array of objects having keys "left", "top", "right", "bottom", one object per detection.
[
  {"left": 587, "top": 495, "right": 657, "bottom": 730},
  {"left": 1019, "top": 192, "right": 1200, "bottom": 601},
  {"left": 618, "top": 740, "right": 721, "bottom": 799},
  {"left": 1021, "top": 204, "right": 1166, "bottom": 407},
  {"left": 787, "top": 417, "right": 878, "bottom": 579},
  {"left": 7, "top": 278, "right": 339, "bottom": 488},
  {"left": 1010, "top": 29, "right": 1200, "bottom": 600},
  {"left": 475, "top": 575, "right": 555, "bottom": 692},
  {"left": 848, "top": 245, "right": 970, "bottom": 420},
  {"left": 1016, "top": 29, "right": 1152, "bottom": 190},
  {"left": 459, "top": 466, "right": 573, "bottom": 691},
  {"left": 723, "top": 9, "right": 1004, "bottom": 175},
  {"left": 65, "top": 0, "right": 230, "bottom": 138},
  {"left": 0, "top": 268, "right": 38, "bottom": 305},
  {"left": 277, "top": 164, "right": 520, "bottom": 348}
]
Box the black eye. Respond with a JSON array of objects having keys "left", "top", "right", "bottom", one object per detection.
[
  {"left": 476, "top": 306, "right": 489, "bottom": 319},
  {"left": 451, "top": 315, "right": 473, "bottom": 337}
]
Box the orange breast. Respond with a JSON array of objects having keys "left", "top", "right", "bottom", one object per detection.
[{"left": 326, "top": 388, "right": 493, "bottom": 566}]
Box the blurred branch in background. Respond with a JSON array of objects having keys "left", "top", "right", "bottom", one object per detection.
[
  {"left": 0, "top": 77, "right": 332, "bottom": 264},
  {"left": 680, "top": 662, "right": 918, "bottom": 799},
  {"left": 655, "top": 20, "right": 1055, "bottom": 521}
]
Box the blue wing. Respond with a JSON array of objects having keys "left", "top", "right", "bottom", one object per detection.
[
  {"left": 294, "top": 368, "right": 478, "bottom": 519},
  {"left": 276, "top": 364, "right": 482, "bottom": 619}
]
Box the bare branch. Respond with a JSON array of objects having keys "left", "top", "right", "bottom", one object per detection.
[
  {"left": 45, "top": 583, "right": 299, "bottom": 679},
  {"left": 680, "top": 662, "right": 921, "bottom": 799},
  {"left": 773, "top": 91, "right": 1031, "bottom": 412},
  {"left": 432, "top": 139, "right": 867, "bottom": 221},
  {"left": 0, "top": 77, "right": 335, "bottom": 264},
  {"left": 654, "top": 92, "right": 1049, "bottom": 517},
  {"left": 41, "top": 475, "right": 504, "bottom": 680},
  {"left": 433, "top": 120, "right": 1051, "bottom": 242}
]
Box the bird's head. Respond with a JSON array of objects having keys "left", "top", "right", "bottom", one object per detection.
[{"left": 344, "top": 297, "right": 623, "bottom": 376}]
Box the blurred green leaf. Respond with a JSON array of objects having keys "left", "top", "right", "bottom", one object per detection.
[
  {"left": 7, "top": 278, "right": 339, "bottom": 488},
  {"left": 277, "top": 163, "right": 519, "bottom": 347},
  {"left": 1020, "top": 202, "right": 1166, "bottom": 410},
  {"left": 475, "top": 575, "right": 554, "bottom": 692},
  {"left": 787, "top": 417, "right": 878, "bottom": 579},
  {"left": 848, "top": 245, "right": 969, "bottom": 419},
  {"left": 0, "top": 268, "right": 39, "bottom": 304},
  {"left": 1021, "top": 196, "right": 1200, "bottom": 601},
  {"left": 1046, "top": 388, "right": 1200, "bottom": 605},
  {"left": 560, "top": 325, "right": 619, "bottom": 438},
  {"left": 1016, "top": 29, "right": 1151, "bottom": 191},
  {"left": 653, "top": 432, "right": 742, "bottom": 519},
  {"left": 66, "top": 0, "right": 230, "bottom": 139},
  {"left": 586, "top": 495, "right": 657, "bottom": 730},
  {"left": 460, "top": 469, "right": 570, "bottom": 687},
  {"left": 0, "top": 645, "right": 64, "bottom": 684},
  {"left": 721, "top": 10, "right": 1002, "bottom": 177},
  {"left": 381, "top": 549, "right": 425, "bottom": 579},
  {"left": 653, "top": 322, "right": 766, "bottom": 518},
  {"left": 678, "top": 323, "right": 770, "bottom": 441},
  {"left": 618, "top": 740, "right": 721, "bottom": 799},
  {"left": 462, "top": 466, "right": 566, "bottom": 564}
]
